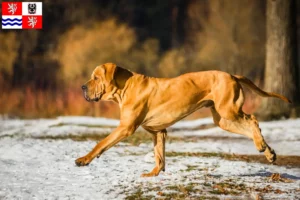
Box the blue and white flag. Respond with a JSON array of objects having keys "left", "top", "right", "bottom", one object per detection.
[{"left": 2, "top": 16, "right": 22, "bottom": 29}]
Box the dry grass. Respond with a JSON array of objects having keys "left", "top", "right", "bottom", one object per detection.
[
  {"left": 52, "top": 18, "right": 160, "bottom": 83},
  {"left": 0, "top": 86, "right": 120, "bottom": 118},
  {"left": 54, "top": 19, "right": 136, "bottom": 81},
  {"left": 0, "top": 32, "right": 20, "bottom": 77}
]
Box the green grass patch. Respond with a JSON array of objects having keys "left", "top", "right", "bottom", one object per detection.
[
  {"left": 186, "top": 165, "right": 200, "bottom": 171},
  {"left": 31, "top": 131, "right": 191, "bottom": 145},
  {"left": 209, "top": 182, "right": 247, "bottom": 195},
  {"left": 165, "top": 151, "right": 300, "bottom": 168},
  {"left": 166, "top": 152, "right": 220, "bottom": 158},
  {"left": 49, "top": 123, "right": 116, "bottom": 129},
  {"left": 33, "top": 131, "right": 153, "bottom": 145},
  {"left": 158, "top": 183, "right": 220, "bottom": 200},
  {"left": 125, "top": 188, "right": 154, "bottom": 200},
  {"left": 33, "top": 133, "right": 109, "bottom": 141}
]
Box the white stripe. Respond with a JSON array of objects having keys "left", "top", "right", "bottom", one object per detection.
[
  {"left": 22, "top": 2, "right": 42, "bottom": 15},
  {"left": 2, "top": 15, "right": 22, "bottom": 19}
]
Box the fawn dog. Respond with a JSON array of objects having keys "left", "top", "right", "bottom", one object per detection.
[{"left": 76, "top": 63, "right": 290, "bottom": 177}]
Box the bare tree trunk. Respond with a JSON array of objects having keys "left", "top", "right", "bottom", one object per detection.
[
  {"left": 260, "top": 0, "right": 297, "bottom": 120},
  {"left": 170, "top": 0, "right": 189, "bottom": 48}
]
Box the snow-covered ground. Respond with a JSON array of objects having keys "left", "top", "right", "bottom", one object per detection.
[{"left": 0, "top": 116, "right": 299, "bottom": 199}]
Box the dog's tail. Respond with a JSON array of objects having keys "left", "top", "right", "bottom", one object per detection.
[{"left": 233, "top": 75, "right": 291, "bottom": 103}]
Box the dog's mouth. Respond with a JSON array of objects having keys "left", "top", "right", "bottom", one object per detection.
[{"left": 83, "top": 90, "right": 102, "bottom": 102}]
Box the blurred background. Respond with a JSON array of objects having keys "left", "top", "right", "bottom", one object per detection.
[{"left": 0, "top": 0, "right": 299, "bottom": 119}]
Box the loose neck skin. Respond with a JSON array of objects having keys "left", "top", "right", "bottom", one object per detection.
[
  {"left": 107, "top": 75, "right": 135, "bottom": 106},
  {"left": 112, "top": 88, "right": 122, "bottom": 105}
]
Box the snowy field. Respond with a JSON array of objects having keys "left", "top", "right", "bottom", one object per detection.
[{"left": 0, "top": 116, "right": 299, "bottom": 199}]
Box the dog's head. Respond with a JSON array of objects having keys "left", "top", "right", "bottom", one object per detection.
[{"left": 82, "top": 63, "right": 133, "bottom": 102}]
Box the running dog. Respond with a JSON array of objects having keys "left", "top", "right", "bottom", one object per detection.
[{"left": 76, "top": 63, "right": 290, "bottom": 177}]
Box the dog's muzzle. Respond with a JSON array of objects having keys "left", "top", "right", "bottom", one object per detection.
[
  {"left": 81, "top": 85, "right": 89, "bottom": 101},
  {"left": 81, "top": 85, "right": 102, "bottom": 102}
]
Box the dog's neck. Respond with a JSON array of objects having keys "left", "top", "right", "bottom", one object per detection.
[
  {"left": 109, "top": 78, "right": 132, "bottom": 106},
  {"left": 111, "top": 88, "right": 122, "bottom": 105}
]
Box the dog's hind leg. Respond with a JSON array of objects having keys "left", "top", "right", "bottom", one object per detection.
[
  {"left": 211, "top": 107, "right": 276, "bottom": 163},
  {"left": 141, "top": 129, "right": 167, "bottom": 177}
]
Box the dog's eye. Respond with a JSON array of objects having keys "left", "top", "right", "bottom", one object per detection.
[{"left": 94, "top": 76, "right": 98, "bottom": 80}]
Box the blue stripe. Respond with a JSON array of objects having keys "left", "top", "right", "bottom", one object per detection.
[
  {"left": 2, "top": 18, "right": 22, "bottom": 22},
  {"left": 2, "top": 22, "right": 22, "bottom": 26}
]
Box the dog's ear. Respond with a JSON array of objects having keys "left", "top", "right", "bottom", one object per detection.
[
  {"left": 101, "top": 64, "right": 133, "bottom": 89},
  {"left": 112, "top": 66, "right": 133, "bottom": 89}
]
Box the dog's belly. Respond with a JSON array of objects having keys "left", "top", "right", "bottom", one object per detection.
[{"left": 142, "top": 99, "right": 213, "bottom": 131}]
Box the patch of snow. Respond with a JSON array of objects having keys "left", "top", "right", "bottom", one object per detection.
[
  {"left": 0, "top": 117, "right": 300, "bottom": 199},
  {"left": 144, "top": 152, "right": 155, "bottom": 163},
  {"left": 0, "top": 138, "right": 299, "bottom": 199},
  {"left": 56, "top": 116, "right": 120, "bottom": 127}
]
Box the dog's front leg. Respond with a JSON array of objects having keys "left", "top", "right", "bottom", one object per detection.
[
  {"left": 141, "top": 129, "right": 167, "bottom": 177},
  {"left": 75, "top": 125, "right": 136, "bottom": 166}
]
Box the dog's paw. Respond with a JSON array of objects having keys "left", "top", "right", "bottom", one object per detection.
[
  {"left": 75, "top": 156, "right": 91, "bottom": 166},
  {"left": 141, "top": 167, "right": 162, "bottom": 177},
  {"left": 265, "top": 148, "right": 276, "bottom": 163},
  {"left": 141, "top": 172, "right": 158, "bottom": 177}
]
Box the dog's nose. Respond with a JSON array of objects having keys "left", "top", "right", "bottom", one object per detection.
[{"left": 81, "top": 85, "right": 87, "bottom": 90}]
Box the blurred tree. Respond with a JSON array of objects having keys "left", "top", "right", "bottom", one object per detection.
[
  {"left": 1, "top": 0, "right": 300, "bottom": 118},
  {"left": 260, "top": 0, "right": 299, "bottom": 119},
  {"left": 170, "top": 0, "right": 189, "bottom": 48}
]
